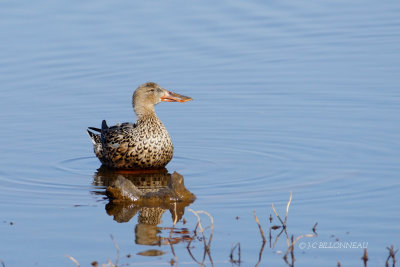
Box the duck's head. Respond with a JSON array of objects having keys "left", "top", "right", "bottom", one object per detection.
[{"left": 132, "top": 82, "right": 192, "bottom": 116}]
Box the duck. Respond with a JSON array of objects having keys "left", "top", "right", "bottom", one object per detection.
[{"left": 87, "top": 82, "right": 192, "bottom": 169}]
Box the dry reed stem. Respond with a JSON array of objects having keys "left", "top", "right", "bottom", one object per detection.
[
  {"left": 283, "top": 233, "right": 316, "bottom": 259},
  {"left": 229, "top": 242, "right": 241, "bottom": 264},
  {"left": 290, "top": 235, "right": 295, "bottom": 264},
  {"left": 362, "top": 248, "right": 368, "bottom": 267},
  {"left": 189, "top": 209, "right": 205, "bottom": 234},
  {"left": 168, "top": 203, "right": 179, "bottom": 264},
  {"left": 272, "top": 227, "right": 286, "bottom": 249},
  {"left": 284, "top": 192, "right": 293, "bottom": 225},
  {"left": 103, "top": 259, "right": 115, "bottom": 267},
  {"left": 168, "top": 228, "right": 178, "bottom": 262},
  {"left": 65, "top": 255, "right": 80, "bottom": 267},
  {"left": 172, "top": 202, "right": 178, "bottom": 226},
  {"left": 385, "top": 245, "right": 398, "bottom": 267},
  {"left": 255, "top": 241, "right": 266, "bottom": 267},
  {"left": 187, "top": 209, "right": 214, "bottom": 267},
  {"left": 271, "top": 191, "right": 292, "bottom": 228},
  {"left": 271, "top": 203, "right": 284, "bottom": 226},
  {"left": 283, "top": 235, "right": 296, "bottom": 267},
  {"left": 65, "top": 235, "right": 122, "bottom": 267},
  {"left": 169, "top": 238, "right": 178, "bottom": 264},
  {"left": 270, "top": 193, "right": 317, "bottom": 260},
  {"left": 188, "top": 209, "right": 214, "bottom": 246},
  {"left": 186, "top": 221, "right": 202, "bottom": 265},
  {"left": 253, "top": 210, "right": 266, "bottom": 242},
  {"left": 271, "top": 193, "right": 293, "bottom": 248},
  {"left": 187, "top": 221, "right": 200, "bottom": 249},
  {"left": 196, "top": 210, "right": 214, "bottom": 248},
  {"left": 312, "top": 222, "right": 318, "bottom": 236},
  {"left": 110, "top": 235, "right": 120, "bottom": 267}
]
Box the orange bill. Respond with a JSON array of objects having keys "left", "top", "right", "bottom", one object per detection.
[{"left": 161, "top": 90, "right": 192, "bottom": 102}]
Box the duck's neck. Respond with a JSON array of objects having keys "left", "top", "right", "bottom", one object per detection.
[
  {"left": 135, "top": 105, "right": 161, "bottom": 124},
  {"left": 134, "top": 104, "right": 155, "bottom": 118}
]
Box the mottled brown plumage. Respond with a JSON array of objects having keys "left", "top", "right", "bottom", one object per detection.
[{"left": 87, "top": 82, "right": 192, "bottom": 169}]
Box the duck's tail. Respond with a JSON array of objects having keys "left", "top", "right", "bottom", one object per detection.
[
  {"left": 87, "top": 125, "right": 104, "bottom": 160},
  {"left": 87, "top": 127, "right": 101, "bottom": 145}
]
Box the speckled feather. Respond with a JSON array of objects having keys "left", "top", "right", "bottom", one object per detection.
[
  {"left": 87, "top": 82, "right": 190, "bottom": 169},
  {"left": 103, "top": 117, "right": 172, "bottom": 169}
]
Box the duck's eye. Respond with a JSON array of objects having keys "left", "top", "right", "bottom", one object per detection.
[{"left": 148, "top": 89, "right": 155, "bottom": 92}]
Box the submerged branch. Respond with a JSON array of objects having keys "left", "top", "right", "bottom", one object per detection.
[
  {"left": 64, "top": 255, "right": 80, "bottom": 267},
  {"left": 253, "top": 210, "right": 266, "bottom": 243}
]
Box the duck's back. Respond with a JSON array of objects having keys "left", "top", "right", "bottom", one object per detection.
[{"left": 88, "top": 117, "right": 173, "bottom": 169}]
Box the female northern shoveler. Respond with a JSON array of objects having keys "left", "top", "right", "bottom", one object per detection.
[{"left": 87, "top": 82, "right": 192, "bottom": 169}]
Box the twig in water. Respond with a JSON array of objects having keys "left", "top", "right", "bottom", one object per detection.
[
  {"left": 110, "top": 234, "right": 120, "bottom": 267},
  {"left": 199, "top": 211, "right": 215, "bottom": 266},
  {"left": 283, "top": 235, "right": 296, "bottom": 267},
  {"left": 271, "top": 203, "right": 284, "bottom": 226},
  {"left": 187, "top": 221, "right": 200, "bottom": 249},
  {"left": 187, "top": 246, "right": 202, "bottom": 266},
  {"left": 169, "top": 244, "right": 178, "bottom": 264},
  {"left": 197, "top": 210, "right": 214, "bottom": 250},
  {"left": 110, "top": 235, "right": 120, "bottom": 265},
  {"left": 255, "top": 240, "right": 266, "bottom": 267},
  {"left": 105, "top": 259, "right": 114, "bottom": 267},
  {"left": 362, "top": 248, "right": 368, "bottom": 267},
  {"left": 271, "top": 191, "right": 292, "bottom": 228},
  {"left": 0, "top": 260, "right": 5, "bottom": 267},
  {"left": 272, "top": 227, "right": 287, "bottom": 249},
  {"left": 283, "top": 233, "right": 316, "bottom": 259},
  {"left": 269, "top": 193, "right": 319, "bottom": 266},
  {"left": 65, "top": 255, "right": 80, "bottom": 267},
  {"left": 312, "top": 222, "right": 318, "bottom": 236},
  {"left": 188, "top": 209, "right": 214, "bottom": 267},
  {"left": 270, "top": 192, "right": 295, "bottom": 248},
  {"left": 186, "top": 221, "right": 202, "bottom": 265},
  {"left": 238, "top": 242, "right": 241, "bottom": 264},
  {"left": 290, "top": 235, "right": 295, "bottom": 264},
  {"left": 253, "top": 210, "right": 266, "bottom": 243},
  {"left": 65, "top": 235, "right": 126, "bottom": 267},
  {"left": 284, "top": 192, "right": 293, "bottom": 225},
  {"left": 229, "top": 242, "right": 241, "bottom": 264},
  {"left": 168, "top": 205, "right": 179, "bottom": 265},
  {"left": 386, "top": 245, "right": 398, "bottom": 267},
  {"left": 253, "top": 210, "right": 267, "bottom": 266},
  {"left": 269, "top": 227, "right": 272, "bottom": 248}
]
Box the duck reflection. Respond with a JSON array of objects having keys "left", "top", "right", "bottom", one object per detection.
[{"left": 93, "top": 166, "right": 195, "bottom": 246}]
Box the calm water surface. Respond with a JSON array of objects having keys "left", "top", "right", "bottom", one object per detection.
[{"left": 1, "top": 0, "right": 400, "bottom": 266}]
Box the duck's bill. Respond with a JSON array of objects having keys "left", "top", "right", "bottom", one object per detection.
[{"left": 161, "top": 90, "right": 192, "bottom": 103}]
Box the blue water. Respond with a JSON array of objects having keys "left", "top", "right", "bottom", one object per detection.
[{"left": 1, "top": 0, "right": 400, "bottom": 266}]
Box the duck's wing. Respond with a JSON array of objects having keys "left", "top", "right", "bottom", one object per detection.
[
  {"left": 99, "top": 120, "right": 137, "bottom": 166},
  {"left": 87, "top": 120, "right": 136, "bottom": 147},
  {"left": 100, "top": 120, "right": 136, "bottom": 146},
  {"left": 88, "top": 120, "right": 136, "bottom": 163}
]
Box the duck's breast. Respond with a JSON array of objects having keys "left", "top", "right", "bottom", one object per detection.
[{"left": 124, "top": 119, "right": 173, "bottom": 168}]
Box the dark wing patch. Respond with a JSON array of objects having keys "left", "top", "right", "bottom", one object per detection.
[{"left": 88, "top": 127, "right": 101, "bottom": 133}]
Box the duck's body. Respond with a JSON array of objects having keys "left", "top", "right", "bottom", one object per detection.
[{"left": 87, "top": 82, "right": 191, "bottom": 169}]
